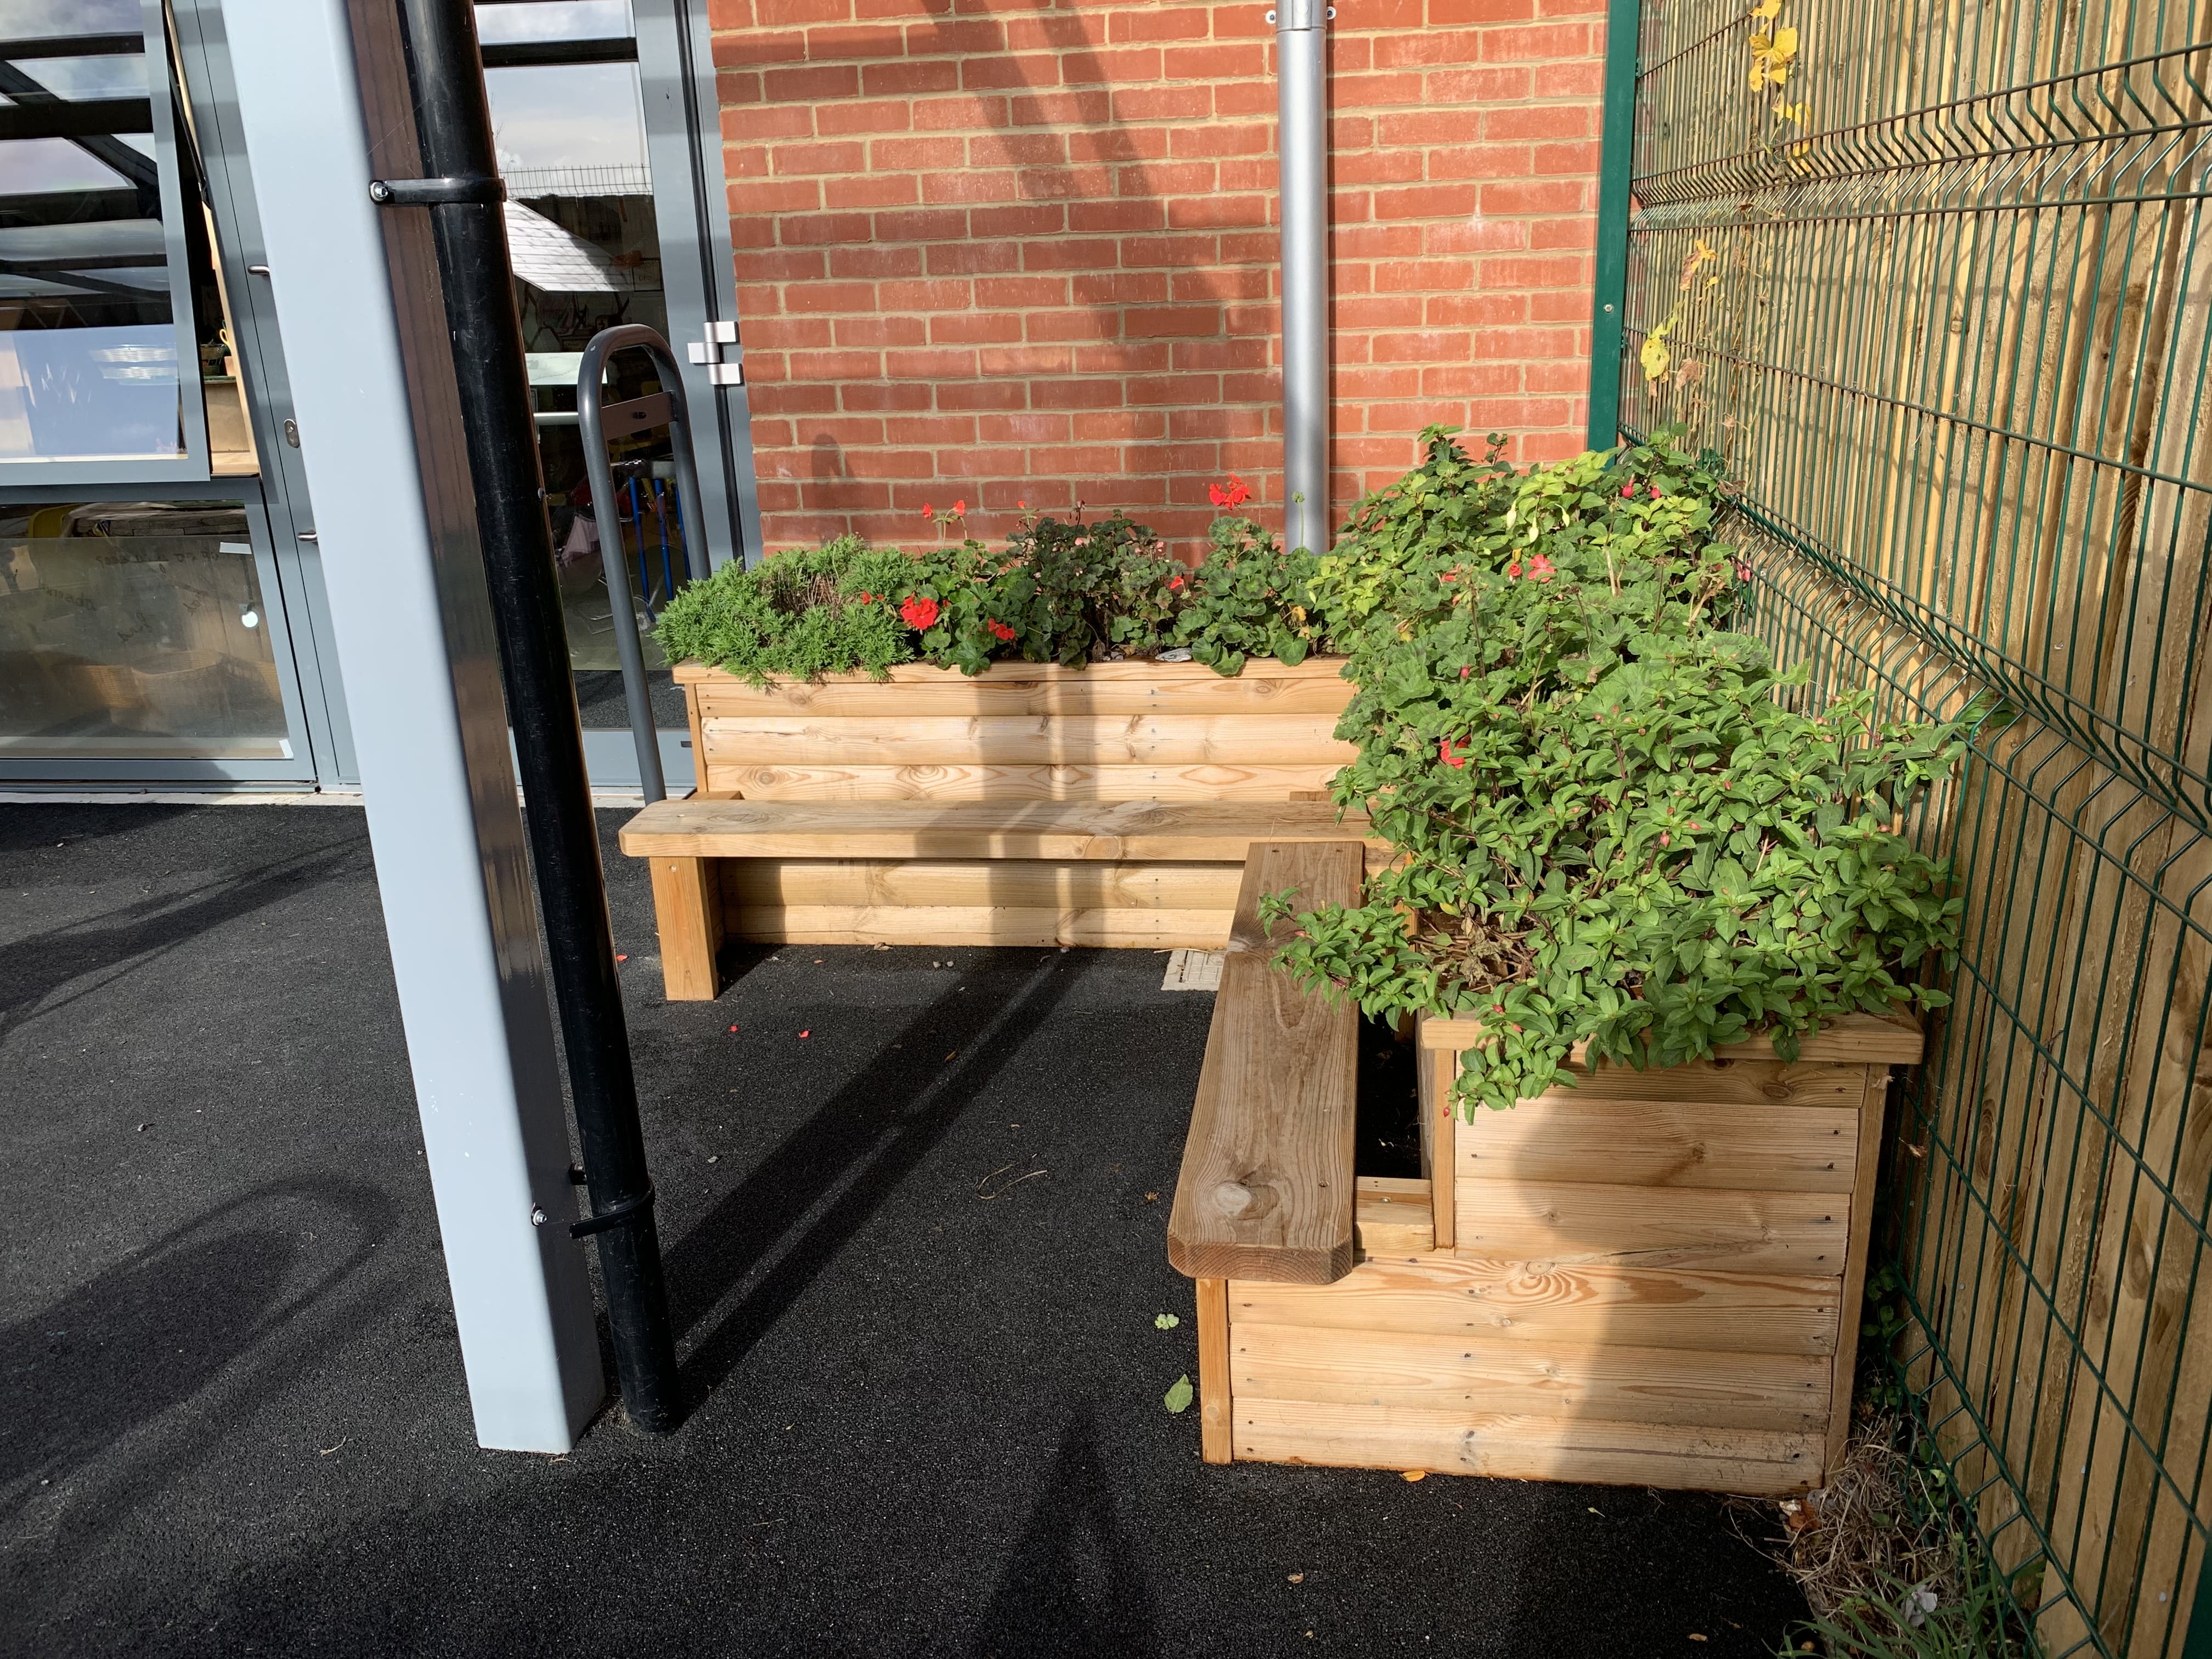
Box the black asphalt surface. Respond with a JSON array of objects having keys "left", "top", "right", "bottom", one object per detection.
[{"left": 1, "top": 803, "right": 1808, "bottom": 1658}]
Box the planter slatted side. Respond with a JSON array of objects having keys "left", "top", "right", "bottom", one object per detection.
[{"left": 1217, "top": 1014, "right": 1921, "bottom": 1496}]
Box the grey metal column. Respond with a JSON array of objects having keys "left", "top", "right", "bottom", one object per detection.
[
  {"left": 224, "top": 0, "right": 604, "bottom": 1452},
  {"left": 1275, "top": 0, "right": 1331, "bottom": 558}
]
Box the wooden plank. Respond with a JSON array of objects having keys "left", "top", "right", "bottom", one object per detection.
[
  {"left": 1452, "top": 1180, "right": 1850, "bottom": 1274},
  {"left": 647, "top": 856, "right": 723, "bottom": 1001},
  {"left": 621, "top": 795, "right": 1384, "bottom": 862},
  {"left": 1455, "top": 1096, "right": 1859, "bottom": 1193},
  {"left": 1826, "top": 1067, "right": 1889, "bottom": 1479},
  {"left": 708, "top": 761, "right": 1349, "bottom": 803},
  {"left": 724, "top": 904, "right": 1232, "bottom": 950},
  {"left": 1228, "top": 1322, "right": 1830, "bottom": 1432},
  {"left": 1197, "top": 1278, "right": 1231, "bottom": 1465},
  {"left": 721, "top": 857, "right": 1244, "bottom": 913},
  {"left": 1166, "top": 842, "right": 1363, "bottom": 1284},
  {"left": 694, "top": 672, "right": 1358, "bottom": 718},
  {"left": 1420, "top": 1011, "right": 1924, "bottom": 1068},
  {"left": 1430, "top": 1054, "right": 1868, "bottom": 1107},
  {"left": 674, "top": 655, "right": 1352, "bottom": 686},
  {"left": 1230, "top": 1255, "right": 1842, "bottom": 1355},
  {"left": 1229, "top": 1398, "right": 1821, "bottom": 1496},
  {"left": 1420, "top": 1043, "right": 1458, "bottom": 1249},
  {"left": 1355, "top": 1176, "right": 1435, "bottom": 1257},
  {"left": 702, "top": 712, "right": 1356, "bottom": 768}
]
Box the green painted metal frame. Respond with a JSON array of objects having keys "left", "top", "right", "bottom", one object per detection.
[
  {"left": 1584, "top": 0, "right": 1639, "bottom": 452},
  {"left": 1605, "top": 0, "right": 2212, "bottom": 1650}
]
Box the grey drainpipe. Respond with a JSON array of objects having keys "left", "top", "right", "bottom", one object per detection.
[{"left": 1273, "top": 0, "right": 1331, "bottom": 556}]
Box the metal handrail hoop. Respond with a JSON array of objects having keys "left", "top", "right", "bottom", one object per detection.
[{"left": 575, "top": 324, "right": 710, "bottom": 803}]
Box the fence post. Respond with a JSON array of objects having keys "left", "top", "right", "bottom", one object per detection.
[{"left": 1586, "top": 0, "right": 1639, "bottom": 452}]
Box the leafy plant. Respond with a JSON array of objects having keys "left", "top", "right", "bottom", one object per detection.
[
  {"left": 650, "top": 534, "right": 919, "bottom": 686},
  {"left": 1267, "top": 426, "right": 1965, "bottom": 1116},
  {"left": 1175, "top": 514, "right": 1328, "bottom": 673}
]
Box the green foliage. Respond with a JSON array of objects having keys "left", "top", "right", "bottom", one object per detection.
[
  {"left": 1776, "top": 1551, "right": 2023, "bottom": 1658},
  {"left": 1269, "top": 426, "right": 1965, "bottom": 1116},
  {"left": 1175, "top": 515, "right": 1328, "bottom": 674},
  {"left": 650, "top": 534, "right": 918, "bottom": 686},
  {"left": 654, "top": 503, "right": 1341, "bottom": 681}
]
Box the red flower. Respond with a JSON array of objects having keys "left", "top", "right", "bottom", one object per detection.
[
  {"left": 1017, "top": 499, "right": 1028, "bottom": 511},
  {"left": 919, "top": 502, "right": 932, "bottom": 520},
  {"left": 1207, "top": 475, "right": 1252, "bottom": 510},
  {"left": 986, "top": 618, "right": 1016, "bottom": 641},
  {"left": 1506, "top": 560, "right": 1522, "bottom": 578},
  {"left": 1439, "top": 737, "right": 1468, "bottom": 769},
  {"left": 952, "top": 498, "right": 968, "bottom": 516},
  {"left": 1459, "top": 665, "right": 1472, "bottom": 679},
  {"left": 1167, "top": 574, "right": 1185, "bottom": 591},
  {"left": 1621, "top": 482, "right": 1637, "bottom": 498},
  {"left": 1650, "top": 483, "right": 1663, "bottom": 499},
  {"left": 856, "top": 591, "right": 875, "bottom": 603},
  {"left": 1528, "top": 554, "right": 1555, "bottom": 583},
  {"left": 900, "top": 594, "right": 941, "bottom": 629}
]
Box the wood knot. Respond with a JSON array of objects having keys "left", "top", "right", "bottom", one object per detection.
[{"left": 1212, "top": 1181, "right": 1255, "bottom": 1216}]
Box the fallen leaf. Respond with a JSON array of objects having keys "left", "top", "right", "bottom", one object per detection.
[
  {"left": 728, "top": 1025, "right": 739, "bottom": 1033},
  {"left": 1689, "top": 1636, "right": 1708, "bottom": 1644},
  {"left": 944, "top": 1051, "right": 957, "bottom": 1061},
  {"left": 1287, "top": 1572, "right": 1305, "bottom": 1584},
  {"left": 318, "top": 1438, "right": 348, "bottom": 1456},
  {"left": 798, "top": 1030, "right": 810, "bottom": 1039},
  {"left": 1588, "top": 1507, "right": 1604, "bottom": 1515},
  {"left": 1143, "top": 1191, "right": 1159, "bottom": 1203},
  {"left": 707, "top": 1155, "right": 719, "bottom": 1164},
  {"left": 1154, "top": 1313, "right": 1180, "bottom": 1330},
  {"left": 1164, "top": 1375, "right": 1194, "bottom": 1414},
  {"left": 1402, "top": 1469, "right": 1426, "bottom": 1482},
  {"left": 614, "top": 953, "right": 629, "bottom": 963}
]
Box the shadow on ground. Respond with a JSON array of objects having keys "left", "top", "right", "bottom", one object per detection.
[{"left": 0, "top": 803, "right": 1807, "bottom": 1658}]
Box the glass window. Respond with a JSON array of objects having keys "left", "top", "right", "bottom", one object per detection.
[
  {"left": 0, "top": 2, "right": 216, "bottom": 477},
  {"left": 0, "top": 498, "right": 289, "bottom": 758}
]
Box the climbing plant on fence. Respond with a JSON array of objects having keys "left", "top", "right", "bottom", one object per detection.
[{"left": 1600, "top": 0, "right": 2212, "bottom": 1652}]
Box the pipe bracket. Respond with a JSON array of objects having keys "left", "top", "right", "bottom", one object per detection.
[{"left": 368, "top": 174, "right": 507, "bottom": 206}]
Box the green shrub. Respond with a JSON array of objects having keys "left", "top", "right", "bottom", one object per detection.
[
  {"left": 650, "top": 534, "right": 918, "bottom": 686},
  {"left": 1265, "top": 426, "right": 1965, "bottom": 1115},
  {"left": 652, "top": 498, "right": 1345, "bottom": 681}
]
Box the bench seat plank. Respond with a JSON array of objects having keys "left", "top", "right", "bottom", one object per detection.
[
  {"left": 619, "top": 797, "right": 1382, "bottom": 862},
  {"left": 1167, "top": 840, "right": 1364, "bottom": 1286}
]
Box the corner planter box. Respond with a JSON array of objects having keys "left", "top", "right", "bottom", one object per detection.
[
  {"left": 668, "top": 656, "right": 1359, "bottom": 949},
  {"left": 1209, "top": 1012, "right": 1923, "bottom": 1496}
]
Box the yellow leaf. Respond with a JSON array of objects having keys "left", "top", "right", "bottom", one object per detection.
[
  {"left": 1767, "top": 60, "right": 1791, "bottom": 83},
  {"left": 1640, "top": 334, "right": 1673, "bottom": 381},
  {"left": 1771, "top": 25, "right": 1799, "bottom": 58},
  {"left": 1402, "top": 1469, "right": 1428, "bottom": 1482},
  {"left": 1751, "top": 0, "right": 1781, "bottom": 14},
  {"left": 1748, "top": 32, "right": 1771, "bottom": 51},
  {"left": 1748, "top": 59, "right": 1768, "bottom": 88}
]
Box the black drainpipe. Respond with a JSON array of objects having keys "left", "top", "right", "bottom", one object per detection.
[{"left": 379, "top": 0, "right": 681, "bottom": 1432}]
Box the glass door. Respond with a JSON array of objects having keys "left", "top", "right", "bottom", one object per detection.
[
  {"left": 476, "top": 0, "right": 757, "bottom": 793},
  {"left": 0, "top": 0, "right": 319, "bottom": 781}
]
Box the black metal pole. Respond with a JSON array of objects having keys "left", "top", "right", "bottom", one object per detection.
[{"left": 385, "top": 0, "right": 680, "bottom": 1432}]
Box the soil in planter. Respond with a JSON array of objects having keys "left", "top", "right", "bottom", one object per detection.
[{"left": 1354, "top": 1013, "right": 1423, "bottom": 1179}]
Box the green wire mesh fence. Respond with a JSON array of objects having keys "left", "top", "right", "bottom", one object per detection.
[{"left": 1609, "top": 0, "right": 2212, "bottom": 1652}]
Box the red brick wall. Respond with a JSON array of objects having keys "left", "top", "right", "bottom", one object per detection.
[{"left": 711, "top": 0, "right": 1605, "bottom": 557}]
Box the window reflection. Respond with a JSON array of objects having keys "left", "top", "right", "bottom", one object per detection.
[{"left": 0, "top": 2, "right": 203, "bottom": 465}]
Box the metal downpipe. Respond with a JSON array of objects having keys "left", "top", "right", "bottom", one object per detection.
[
  {"left": 386, "top": 0, "right": 681, "bottom": 1432},
  {"left": 1274, "top": 0, "right": 1331, "bottom": 557}
]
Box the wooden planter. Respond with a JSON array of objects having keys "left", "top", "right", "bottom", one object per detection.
[
  {"left": 668, "top": 656, "right": 1359, "bottom": 949},
  {"left": 1205, "top": 1013, "right": 1923, "bottom": 1496}
]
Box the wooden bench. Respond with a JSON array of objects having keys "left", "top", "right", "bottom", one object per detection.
[
  {"left": 617, "top": 797, "right": 1387, "bottom": 1000},
  {"left": 1164, "top": 839, "right": 1367, "bottom": 1464}
]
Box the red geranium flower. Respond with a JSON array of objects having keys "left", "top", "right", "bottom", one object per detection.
[
  {"left": 1207, "top": 475, "right": 1252, "bottom": 510},
  {"left": 1506, "top": 560, "right": 1522, "bottom": 579},
  {"left": 985, "top": 618, "right": 1016, "bottom": 641},
  {"left": 919, "top": 502, "right": 932, "bottom": 520},
  {"left": 1528, "top": 554, "right": 1555, "bottom": 583},
  {"left": 952, "top": 499, "right": 967, "bottom": 516},
  {"left": 1439, "top": 737, "right": 1468, "bottom": 769},
  {"left": 900, "top": 595, "right": 941, "bottom": 629},
  {"left": 1167, "top": 574, "right": 1185, "bottom": 591}
]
